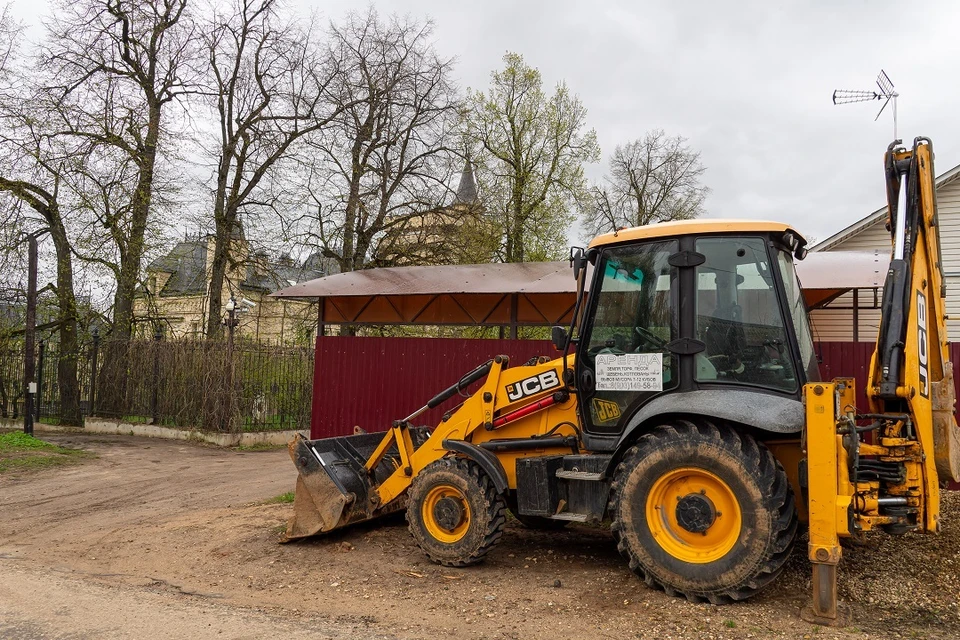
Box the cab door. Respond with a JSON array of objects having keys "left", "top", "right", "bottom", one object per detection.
[{"left": 576, "top": 240, "right": 679, "bottom": 435}]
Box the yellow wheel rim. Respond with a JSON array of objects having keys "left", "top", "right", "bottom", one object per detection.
[
  {"left": 646, "top": 467, "right": 742, "bottom": 564},
  {"left": 421, "top": 485, "right": 472, "bottom": 543}
]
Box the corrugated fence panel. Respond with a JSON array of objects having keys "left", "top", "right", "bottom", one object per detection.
[
  {"left": 312, "top": 338, "right": 960, "bottom": 439},
  {"left": 312, "top": 336, "right": 555, "bottom": 438},
  {"left": 817, "top": 342, "right": 960, "bottom": 416},
  {"left": 816, "top": 341, "right": 877, "bottom": 412}
]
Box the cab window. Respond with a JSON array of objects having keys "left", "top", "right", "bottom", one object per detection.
[{"left": 695, "top": 236, "right": 798, "bottom": 392}]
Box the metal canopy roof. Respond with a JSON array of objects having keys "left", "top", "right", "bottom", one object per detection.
[
  {"left": 795, "top": 251, "right": 885, "bottom": 308},
  {"left": 272, "top": 252, "right": 886, "bottom": 326},
  {"left": 272, "top": 261, "right": 578, "bottom": 326}
]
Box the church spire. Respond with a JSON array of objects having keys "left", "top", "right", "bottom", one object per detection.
[{"left": 453, "top": 158, "right": 479, "bottom": 206}]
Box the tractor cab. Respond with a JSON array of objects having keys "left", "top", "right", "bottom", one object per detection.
[{"left": 566, "top": 221, "right": 817, "bottom": 440}]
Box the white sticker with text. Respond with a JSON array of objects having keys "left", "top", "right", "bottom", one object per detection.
[{"left": 596, "top": 353, "right": 663, "bottom": 392}]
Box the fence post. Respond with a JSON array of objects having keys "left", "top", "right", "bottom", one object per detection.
[
  {"left": 151, "top": 327, "right": 161, "bottom": 425},
  {"left": 89, "top": 328, "right": 99, "bottom": 416},
  {"left": 35, "top": 339, "right": 44, "bottom": 421}
]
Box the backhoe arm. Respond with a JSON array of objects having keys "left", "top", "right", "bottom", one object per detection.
[
  {"left": 870, "top": 138, "right": 960, "bottom": 485},
  {"left": 803, "top": 138, "right": 960, "bottom": 625}
]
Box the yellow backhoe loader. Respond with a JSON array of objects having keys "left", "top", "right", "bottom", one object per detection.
[{"left": 285, "top": 137, "right": 960, "bottom": 625}]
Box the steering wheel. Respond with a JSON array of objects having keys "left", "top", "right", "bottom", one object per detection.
[{"left": 634, "top": 326, "right": 667, "bottom": 350}]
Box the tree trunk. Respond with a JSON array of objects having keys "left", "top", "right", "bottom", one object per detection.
[
  {"left": 112, "top": 103, "right": 160, "bottom": 339},
  {"left": 206, "top": 221, "right": 232, "bottom": 340},
  {"left": 98, "top": 103, "right": 162, "bottom": 415},
  {"left": 205, "top": 152, "right": 234, "bottom": 340},
  {"left": 49, "top": 207, "right": 81, "bottom": 426}
]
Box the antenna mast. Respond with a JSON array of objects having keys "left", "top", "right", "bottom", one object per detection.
[{"left": 832, "top": 70, "right": 899, "bottom": 138}]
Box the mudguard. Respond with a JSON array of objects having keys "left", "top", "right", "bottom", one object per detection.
[{"left": 603, "top": 389, "right": 804, "bottom": 474}]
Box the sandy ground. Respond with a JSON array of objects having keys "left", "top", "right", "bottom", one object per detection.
[{"left": 1, "top": 433, "right": 958, "bottom": 640}]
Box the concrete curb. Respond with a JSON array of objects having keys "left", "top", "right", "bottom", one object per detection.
[{"left": 0, "top": 417, "right": 305, "bottom": 448}]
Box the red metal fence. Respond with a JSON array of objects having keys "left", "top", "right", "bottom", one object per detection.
[
  {"left": 311, "top": 336, "right": 554, "bottom": 438},
  {"left": 311, "top": 337, "right": 960, "bottom": 439}
]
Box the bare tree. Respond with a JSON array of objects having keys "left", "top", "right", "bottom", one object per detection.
[
  {"left": 0, "top": 30, "right": 86, "bottom": 425},
  {"left": 199, "top": 0, "right": 351, "bottom": 339},
  {"left": 41, "top": 0, "right": 199, "bottom": 343},
  {"left": 301, "top": 8, "right": 461, "bottom": 276},
  {"left": 463, "top": 52, "right": 599, "bottom": 263},
  {"left": 585, "top": 130, "right": 708, "bottom": 236}
]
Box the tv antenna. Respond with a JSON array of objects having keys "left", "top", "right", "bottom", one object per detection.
[{"left": 832, "top": 70, "right": 899, "bottom": 138}]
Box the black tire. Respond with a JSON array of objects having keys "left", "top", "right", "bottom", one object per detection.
[
  {"left": 609, "top": 419, "right": 797, "bottom": 604},
  {"left": 407, "top": 457, "right": 507, "bottom": 567}
]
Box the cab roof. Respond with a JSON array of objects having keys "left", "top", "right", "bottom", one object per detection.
[{"left": 588, "top": 219, "right": 802, "bottom": 249}]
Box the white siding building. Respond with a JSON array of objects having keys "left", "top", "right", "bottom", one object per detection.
[{"left": 809, "top": 162, "right": 960, "bottom": 342}]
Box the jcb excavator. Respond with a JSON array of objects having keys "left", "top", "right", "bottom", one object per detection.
[{"left": 285, "top": 137, "right": 960, "bottom": 625}]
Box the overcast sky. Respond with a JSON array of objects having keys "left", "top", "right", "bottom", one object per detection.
[
  {"left": 306, "top": 0, "right": 960, "bottom": 245},
  {"left": 13, "top": 0, "right": 960, "bottom": 246}
]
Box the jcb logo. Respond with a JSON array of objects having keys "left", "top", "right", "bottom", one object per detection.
[
  {"left": 505, "top": 370, "right": 561, "bottom": 402},
  {"left": 918, "top": 290, "right": 929, "bottom": 399},
  {"left": 593, "top": 398, "right": 622, "bottom": 423}
]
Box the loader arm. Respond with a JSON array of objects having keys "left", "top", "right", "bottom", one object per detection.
[
  {"left": 285, "top": 354, "right": 579, "bottom": 540},
  {"left": 370, "top": 356, "right": 511, "bottom": 507},
  {"left": 803, "top": 138, "right": 960, "bottom": 625}
]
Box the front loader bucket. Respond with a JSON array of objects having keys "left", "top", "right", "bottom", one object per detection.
[{"left": 283, "top": 429, "right": 430, "bottom": 541}]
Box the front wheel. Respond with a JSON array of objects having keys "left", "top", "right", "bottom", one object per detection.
[
  {"left": 407, "top": 457, "right": 507, "bottom": 567},
  {"left": 610, "top": 419, "right": 797, "bottom": 603}
]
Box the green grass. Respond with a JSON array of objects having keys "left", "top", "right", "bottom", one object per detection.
[
  {"left": 0, "top": 431, "right": 91, "bottom": 473},
  {"left": 723, "top": 620, "right": 737, "bottom": 629},
  {"left": 264, "top": 491, "right": 295, "bottom": 504},
  {"left": 0, "top": 431, "right": 64, "bottom": 452}
]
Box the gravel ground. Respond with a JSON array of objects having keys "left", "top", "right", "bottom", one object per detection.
[{"left": 1, "top": 433, "right": 958, "bottom": 639}]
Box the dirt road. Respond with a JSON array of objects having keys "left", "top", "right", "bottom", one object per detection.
[{"left": 1, "top": 433, "right": 958, "bottom": 639}]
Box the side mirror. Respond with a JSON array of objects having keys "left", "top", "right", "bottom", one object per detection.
[
  {"left": 551, "top": 325, "right": 569, "bottom": 351},
  {"left": 569, "top": 246, "right": 586, "bottom": 281}
]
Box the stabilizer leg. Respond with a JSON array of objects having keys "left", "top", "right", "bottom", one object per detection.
[
  {"left": 801, "top": 382, "right": 852, "bottom": 627},
  {"left": 801, "top": 560, "right": 850, "bottom": 626}
]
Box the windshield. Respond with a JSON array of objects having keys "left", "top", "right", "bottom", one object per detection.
[{"left": 580, "top": 240, "right": 678, "bottom": 432}]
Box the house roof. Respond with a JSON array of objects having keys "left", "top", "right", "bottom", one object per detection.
[
  {"left": 240, "top": 256, "right": 327, "bottom": 293},
  {"left": 146, "top": 239, "right": 325, "bottom": 297},
  {"left": 812, "top": 160, "right": 960, "bottom": 252},
  {"left": 146, "top": 240, "right": 208, "bottom": 295}
]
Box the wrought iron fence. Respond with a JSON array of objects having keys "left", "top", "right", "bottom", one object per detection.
[{"left": 0, "top": 337, "right": 314, "bottom": 432}]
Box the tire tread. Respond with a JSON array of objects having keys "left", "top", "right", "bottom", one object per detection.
[{"left": 608, "top": 419, "right": 798, "bottom": 603}]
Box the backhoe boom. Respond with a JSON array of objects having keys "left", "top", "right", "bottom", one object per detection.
[{"left": 802, "top": 138, "right": 960, "bottom": 625}]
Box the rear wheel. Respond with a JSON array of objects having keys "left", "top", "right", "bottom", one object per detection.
[
  {"left": 407, "top": 457, "right": 507, "bottom": 566},
  {"left": 610, "top": 419, "right": 797, "bottom": 603}
]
